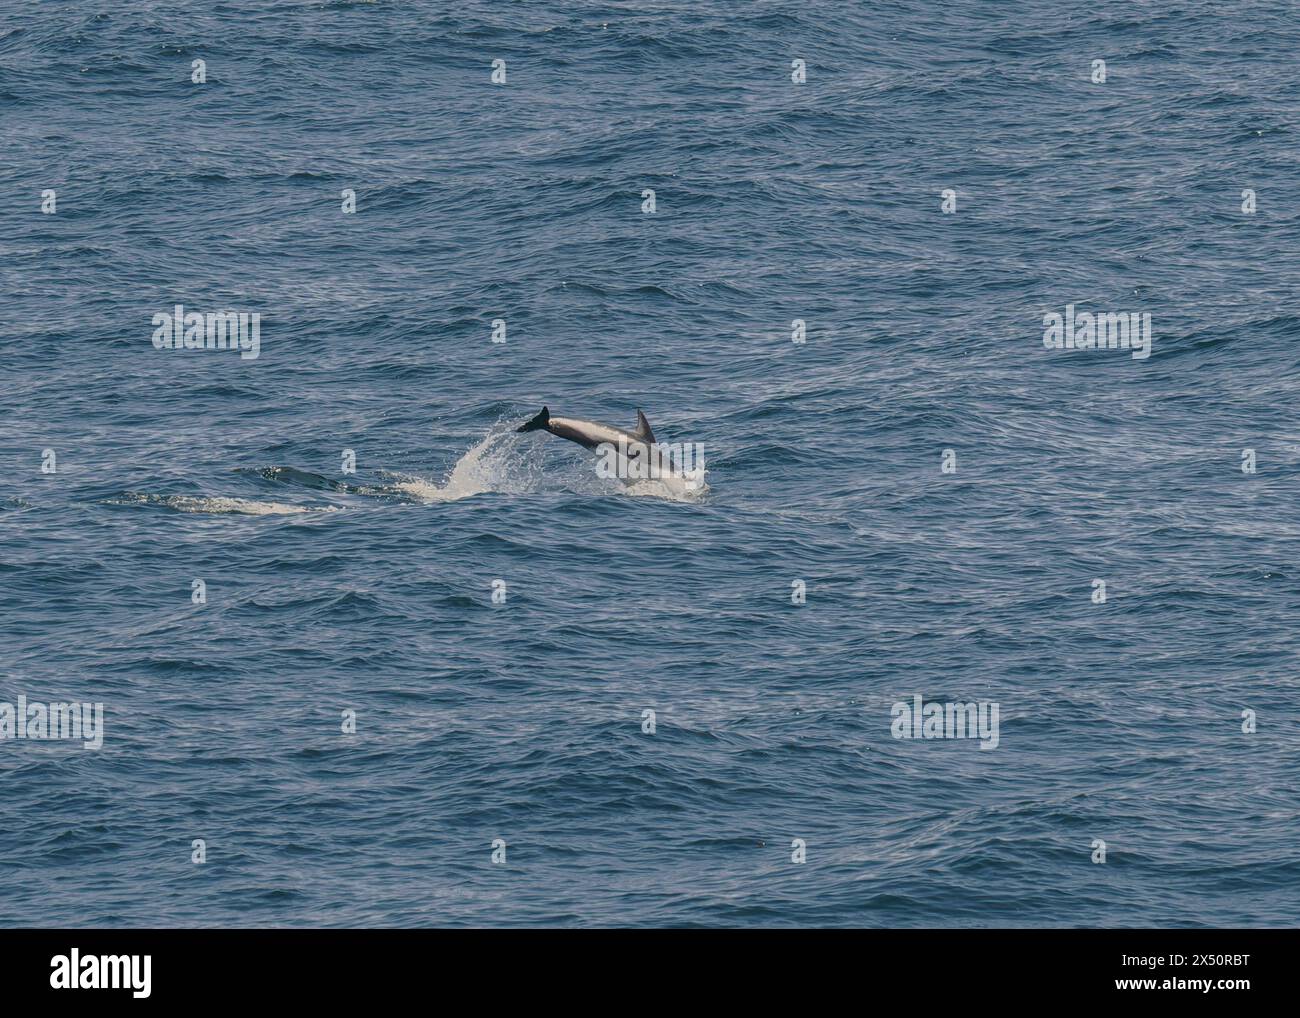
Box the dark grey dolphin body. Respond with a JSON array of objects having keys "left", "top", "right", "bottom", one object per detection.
[{"left": 516, "top": 406, "right": 655, "bottom": 451}]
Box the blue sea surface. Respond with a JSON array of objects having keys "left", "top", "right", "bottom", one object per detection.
[{"left": 1, "top": 1, "right": 1298, "bottom": 927}]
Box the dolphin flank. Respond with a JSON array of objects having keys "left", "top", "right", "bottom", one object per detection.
[{"left": 516, "top": 405, "right": 654, "bottom": 449}]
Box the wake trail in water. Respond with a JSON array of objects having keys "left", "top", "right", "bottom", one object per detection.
[
  {"left": 104, "top": 493, "right": 340, "bottom": 516},
  {"left": 103, "top": 424, "right": 707, "bottom": 515}
]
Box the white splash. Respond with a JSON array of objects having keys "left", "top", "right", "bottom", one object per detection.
[
  {"left": 390, "top": 426, "right": 540, "bottom": 502},
  {"left": 398, "top": 424, "right": 707, "bottom": 503},
  {"left": 624, "top": 463, "right": 709, "bottom": 501}
]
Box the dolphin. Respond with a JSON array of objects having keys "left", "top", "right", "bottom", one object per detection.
[{"left": 516, "top": 406, "right": 704, "bottom": 493}]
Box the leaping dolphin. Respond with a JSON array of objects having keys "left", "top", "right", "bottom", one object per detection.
[
  {"left": 516, "top": 406, "right": 704, "bottom": 493},
  {"left": 517, "top": 405, "right": 654, "bottom": 449}
]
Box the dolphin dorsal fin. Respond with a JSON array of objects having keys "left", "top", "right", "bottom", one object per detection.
[{"left": 633, "top": 409, "right": 656, "bottom": 444}]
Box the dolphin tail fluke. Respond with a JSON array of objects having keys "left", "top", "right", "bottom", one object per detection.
[{"left": 517, "top": 406, "right": 551, "bottom": 433}]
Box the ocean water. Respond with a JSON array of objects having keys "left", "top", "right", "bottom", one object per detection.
[{"left": 1, "top": 0, "right": 1298, "bottom": 928}]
